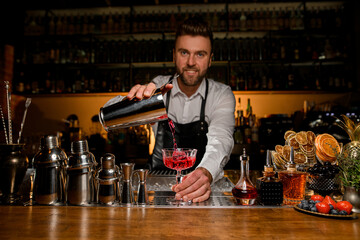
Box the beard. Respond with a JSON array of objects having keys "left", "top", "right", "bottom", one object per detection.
[{"left": 175, "top": 65, "right": 209, "bottom": 87}]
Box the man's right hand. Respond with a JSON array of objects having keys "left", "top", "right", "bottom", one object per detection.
[{"left": 126, "top": 82, "right": 173, "bottom": 100}]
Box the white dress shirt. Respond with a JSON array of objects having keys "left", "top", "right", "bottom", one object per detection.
[{"left": 152, "top": 75, "right": 235, "bottom": 183}]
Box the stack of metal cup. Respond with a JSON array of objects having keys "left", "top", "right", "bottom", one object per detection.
[
  {"left": 66, "top": 140, "right": 97, "bottom": 205},
  {"left": 32, "top": 135, "right": 67, "bottom": 205},
  {"left": 95, "top": 153, "right": 120, "bottom": 205}
]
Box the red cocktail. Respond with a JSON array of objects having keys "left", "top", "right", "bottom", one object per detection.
[{"left": 162, "top": 148, "right": 197, "bottom": 205}]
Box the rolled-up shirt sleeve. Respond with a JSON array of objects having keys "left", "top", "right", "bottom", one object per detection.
[{"left": 197, "top": 85, "right": 235, "bottom": 183}]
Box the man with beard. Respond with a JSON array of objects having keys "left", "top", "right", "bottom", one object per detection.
[{"left": 107, "top": 17, "right": 235, "bottom": 203}]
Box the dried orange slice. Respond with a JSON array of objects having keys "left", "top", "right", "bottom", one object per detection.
[
  {"left": 300, "top": 144, "right": 315, "bottom": 153},
  {"left": 282, "top": 145, "right": 291, "bottom": 161},
  {"left": 271, "top": 151, "right": 284, "bottom": 169},
  {"left": 316, "top": 148, "right": 336, "bottom": 163},
  {"left": 307, "top": 131, "right": 316, "bottom": 145},
  {"left": 294, "top": 152, "right": 307, "bottom": 164},
  {"left": 315, "top": 134, "right": 321, "bottom": 150},
  {"left": 319, "top": 135, "right": 340, "bottom": 158},
  {"left": 275, "top": 145, "right": 284, "bottom": 156},
  {"left": 295, "top": 131, "right": 308, "bottom": 145},
  {"left": 284, "top": 130, "right": 296, "bottom": 141},
  {"left": 288, "top": 136, "right": 300, "bottom": 149}
]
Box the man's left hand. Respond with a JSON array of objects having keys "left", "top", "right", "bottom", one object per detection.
[{"left": 171, "top": 167, "right": 212, "bottom": 203}]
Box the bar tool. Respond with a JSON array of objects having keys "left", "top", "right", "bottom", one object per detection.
[
  {"left": 32, "top": 135, "right": 67, "bottom": 205},
  {"left": 99, "top": 73, "right": 178, "bottom": 131},
  {"left": 17, "top": 98, "right": 32, "bottom": 144},
  {"left": 133, "top": 169, "right": 149, "bottom": 205},
  {"left": 4, "top": 81, "right": 12, "bottom": 144},
  {"left": 119, "top": 162, "right": 135, "bottom": 205},
  {"left": 66, "top": 140, "right": 97, "bottom": 205},
  {"left": 0, "top": 144, "right": 29, "bottom": 204},
  {"left": 0, "top": 105, "right": 8, "bottom": 144},
  {"left": 95, "top": 153, "right": 121, "bottom": 205}
]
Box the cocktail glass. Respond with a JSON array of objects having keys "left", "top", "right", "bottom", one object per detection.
[{"left": 162, "top": 148, "right": 197, "bottom": 205}]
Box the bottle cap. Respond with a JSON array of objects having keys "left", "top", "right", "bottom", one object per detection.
[
  {"left": 71, "top": 140, "right": 89, "bottom": 153},
  {"left": 40, "top": 135, "right": 59, "bottom": 149},
  {"left": 100, "top": 153, "right": 116, "bottom": 169},
  {"left": 240, "top": 148, "right": 249, "bottom": 161},
  {"left": 286, "top": 146, "right": 297, "bottom": 170},
  {"left": 264, "top": 149, "right": 274, "bottom": 172}
]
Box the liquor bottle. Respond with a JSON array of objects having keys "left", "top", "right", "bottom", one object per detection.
[
  {"left": 252, "top": 9, "right": 259, "bottom": 31},
  {"left": 240, "top": 9, "right": 247, "bottom": 31},
  {"left": 68, "top": 14, "right": 75, "bottom": 35},
  {"left": 256, "top": 150, "right": 283, "bottom": 206},
  {"left": 271, "top": 8, "right": 278, "bottom": 30},
  {"left": 244, "top": 115, "right": 252, "bottom": 145},
  {"left": 234, "top": 110, "right": 245, "bottom": 144},
  {"left": 62, "top": 15, "right": 68, "bottom": 35},
  {"left": 258, "top": 8, "right": 265, "bottom": 31},
  {"left": 219, "top": 9, "right": 227, "bottom": 32},
  {"left": 228, "top": 9, "right": 234, "bottom": 32},
  {"left": 278, "top": 147, "right": 307, "bottom": 205},
  {"left": 277, "top": 7, "right": 285, "bottom": 30},
  {"left": 251, "top": 116, "right": 259, "bottom": 144},
  {"left": 56, "top": 15, "right": 63, "bottom": 35},
  {"left": 83, "top": 13, "right": 89, "bottom": 35},
  {"left": 246, "top": 98, "right": 251, "bottom": 118},
  {"left": 107, "top": 13, "right": 114, "bottom": 34},
  {"left": 246, "top": 9, "right": 253, "bottom": 31},
  {"left": 232, "top": 148, "right": 257, "bottom": 205},
  {"left": 75, "top": 14, "right": 82, "bottom": 34},
  {"left": 212, "top": 10, "right": 219, "bottom": 32},
  {"left": 100, "top": 13, "right": 107, "bottom": 34},
  {"left": 49, "top": 16, "right": 55, "bottom": 35},
  {"left": 286, "top": 64, "right": 295, "bottom": 89}
]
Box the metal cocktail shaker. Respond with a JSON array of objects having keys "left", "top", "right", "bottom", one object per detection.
[
  {"left": 98, "top": 74, "right": 178, "bottom": 131},
  {"left": 66, "top": 140, "right": 97, "bottom": 205},
  {"left": 95, "top": 153, "right": 120, "bottom": 205},
  {"left": 99, "top": 92, "right": 167, "bottom": 131},
  {"left": 32, "top": 135, "right": 67, "bottom": 205}
]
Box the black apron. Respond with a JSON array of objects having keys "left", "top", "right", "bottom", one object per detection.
[{"left": 151, "top": 79, "right": 209, "bottom": 171}]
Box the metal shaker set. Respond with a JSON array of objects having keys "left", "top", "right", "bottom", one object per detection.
[{"left": 31, "top": 135, "right": 149, "bottom": 206}]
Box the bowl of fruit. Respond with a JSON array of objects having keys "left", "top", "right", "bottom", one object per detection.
[
  {"left": 295, "top": 195, "right": 357, "bottom": 219},
  {"left": 307, "top": 162, "right": 340, "bottom": 196}
]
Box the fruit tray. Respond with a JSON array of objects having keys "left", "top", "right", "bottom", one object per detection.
[{"left": 294, "top": 205, "right": 358, "bottom": 220}]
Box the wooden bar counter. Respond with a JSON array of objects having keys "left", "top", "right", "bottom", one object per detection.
[{"left": 0, "top": 205, "right": 359, "bottom": 239}]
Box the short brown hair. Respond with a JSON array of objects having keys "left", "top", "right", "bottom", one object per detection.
[{"left": 175, "top": 16, "right": 213, "bottom": 53}]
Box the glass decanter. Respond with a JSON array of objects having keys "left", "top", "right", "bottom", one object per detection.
[
  {"left": 232, "top": 148, "right": 258, "bottom": 205},
  {"left": 256, "top": 150, "right": 283, "bottom": 206},
  {"left": 278, "top": 146, "right": 308, "bottom": 205}
]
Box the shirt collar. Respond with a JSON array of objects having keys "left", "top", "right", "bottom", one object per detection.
[{"left": 171, "top": 77, "right": 206, "bottom": 100}]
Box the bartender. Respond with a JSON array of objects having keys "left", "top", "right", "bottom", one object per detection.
[{"left": 106, "top": 17, "right": 235, "bottom": 202}]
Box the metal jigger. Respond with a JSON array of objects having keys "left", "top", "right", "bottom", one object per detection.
[
  {"left": 119, "top": 163, "right": 135, "bottom": 205},
  {"left": 134, "top": 169, "right": 149, "bottom": 205}
]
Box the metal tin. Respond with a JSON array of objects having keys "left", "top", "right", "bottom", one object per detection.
[
  {"left": 99, "top": 92, "right": 167, "bottom": 131},
  {"left": 95, "top": 153, "right": 120, "bottom": 205},
  {"left": 32, "top": 135, "right": 67, "bottom": 205},
  {"left": 66, "top": 140, "right": 96, "bottom": 205}
]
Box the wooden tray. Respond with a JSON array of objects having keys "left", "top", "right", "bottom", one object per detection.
[{"left": 294, "top": 205, "right": 358, "bottom": 220}]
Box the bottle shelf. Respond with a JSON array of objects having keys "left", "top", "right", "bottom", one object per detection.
[{"left": 15, "top": 1, "right": 354, "bottom": 95}]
